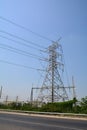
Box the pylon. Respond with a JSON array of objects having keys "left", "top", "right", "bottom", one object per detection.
[{"left": 37, "top": 42, "right": 69, "bottom": 103}]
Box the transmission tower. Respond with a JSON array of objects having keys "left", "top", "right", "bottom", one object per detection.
[{"left": 37, "top": 42, "right": 69, "bottom": 103}]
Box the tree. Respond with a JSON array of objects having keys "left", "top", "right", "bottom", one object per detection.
[
  {"left": 80, "top": 96, "right": 87, "bottom": 114},
  {"left": 80, "top": 96, "right": 87, "bottom": 106}
]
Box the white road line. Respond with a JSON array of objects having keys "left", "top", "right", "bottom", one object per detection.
[{"left": 0, "top": 117, "right": 84, "bottom": 130}]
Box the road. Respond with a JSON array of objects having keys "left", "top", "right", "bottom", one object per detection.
[{"left": 0, "top": 112, "right": 87, "bottom": 130}]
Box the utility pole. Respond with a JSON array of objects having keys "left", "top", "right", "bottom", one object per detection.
[
  {"left": 72, "top": 76, "right": 76, "bottom": 99},
  {"left": 30, "top": 87, "right": 42, "bottom": 104},
  {"left": 16, "top": 96, "right": 18, "bottom": 103},
  {"left": 30, "top": 87, "right": 33, "bottom": 103},
  {"left": 0, "top": 86, "right": 2, "bottom": 98},
  {"left": 5, "top": 95, "right": 8, "bottom": 104}
]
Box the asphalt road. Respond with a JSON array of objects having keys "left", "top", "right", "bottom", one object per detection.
[{"left": 0, "top": 112, "right": 87, "bottom": 130}]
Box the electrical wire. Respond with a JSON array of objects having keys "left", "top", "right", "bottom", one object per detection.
[
  {"left": 0, "top": 30, "right": 45, "bottom": 49},
  {"left": 0, "top": 59, "right": 44, "bottom": 71},
  {"left": 0, "top": 43, "right": 43, "bottom": 60},
  {"left": 0, "top": 16, "right": 53, "bottom": 42},
  {"left": 0, "top": 34, "right": 40, "bottom": 51}
]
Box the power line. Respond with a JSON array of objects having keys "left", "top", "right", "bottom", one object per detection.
[
  {"left": 0, "top": 43, "right": 43, "bottom": 60},
  {"left": 0, "top": 59, "right": 44, "bottom": 71},
  {"left": 0, "top": 30, "right": 45, "bottom": 49},
  {"left": 0, "top": 34, "right": 40, "bottom": 51},
  {"left": 0, "top": 16, "right": 53, "bottom": 42}
]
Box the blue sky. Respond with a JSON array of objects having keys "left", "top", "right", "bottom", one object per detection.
[{"left": 0, "top": 0, "right": 87, "bottom": 101}]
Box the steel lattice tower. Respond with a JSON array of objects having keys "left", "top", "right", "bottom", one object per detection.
[{"left": 37, "top": 42, "right": 69, "bottom": 103}]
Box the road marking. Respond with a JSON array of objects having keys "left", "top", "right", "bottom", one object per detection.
[{"left": 0, "top": 117, "right": 85, "bottom": 130}]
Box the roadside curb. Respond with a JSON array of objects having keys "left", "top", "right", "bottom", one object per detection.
[{"left": 0, "top": 109, "right": 87, "bottom": 120}]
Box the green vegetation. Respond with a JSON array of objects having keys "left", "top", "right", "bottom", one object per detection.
[
  {"left": 40, "top": 100, "right": 74, "bottom": 113},
  {"left": 0, "top": 96, "right": 87, "bottom": 114}
]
